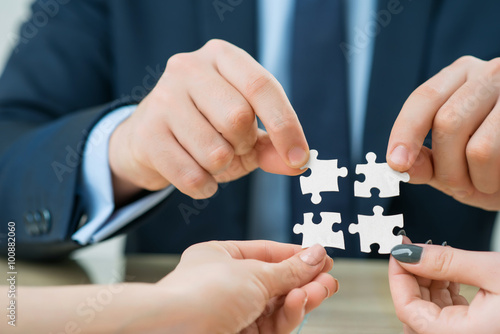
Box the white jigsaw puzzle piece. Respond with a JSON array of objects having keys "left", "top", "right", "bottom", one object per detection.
[
  {"left": 354, "top": 152, "right": 410, "bottom": 198},
  {"left": 348, "top": 206, "right": 403, "bottom": 254},
  {"left": 293, "top": 212, "right": 345, "bottom": 249},
  {"left": 299, "top": 150, "right": 348, "bottom": 204}
]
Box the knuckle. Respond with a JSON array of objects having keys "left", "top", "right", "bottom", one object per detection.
[
  {"left": 244, "top": 73, "right": 275, "bottom": 99},
  {"left": 431, "top": 248, "right": 455, "bottom": 277},
  {"left": 166, "top": 52, "right": 196, "bottom": 73},
  {"left": 179, "top": 169, "right": 210, "bottom": 194},
  {"left": 487, "top": 58, "right": 500, "bottom": 74},
  {"left": 466, "top": 138, "right": 493, "bottom": 165},
  {"left": 433, "top": 105, "right": 463, "bottom": 136},
  {"left": 267, "top": 113, "right": 297, "bottom": 136},
  {"left": 453, "top": 55, "right": 480, "bottom": 67},
  {"left": 207, "top": 143, "right": 234, "bottom": 172},
  {"left": 412, "top": 84, "right": 444, "bottom": 102},
  {"left": 226, "top": 104, "right": 255, "bottom": 132},
  {"left": 282, "top": 263, "right": 302, "bottom": 287},
  {"left": 203, "top": 38, "right": 230, "bottom": 53}
]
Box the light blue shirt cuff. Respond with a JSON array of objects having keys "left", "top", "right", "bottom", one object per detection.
[{"left": 72, "top": 105, "right": 174, "bottom": 245}]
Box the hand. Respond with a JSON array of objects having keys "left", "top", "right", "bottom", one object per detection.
[
  {"left": 109, "top": 39, "right": 309, "bottom": 204},
  {"left": 389, "top": 242, "right": 500, "bottom": 334},
  {"left": 2, "top": 241, "right": 337, "bottom": 333},
  {"left": 148, "top": 241, "right": 338, "bottom": 333},
  {"left": 387, "top": 55, "right": 500, "bottom": 210}
]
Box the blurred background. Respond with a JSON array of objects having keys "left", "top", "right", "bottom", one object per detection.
[{"left": 0, "top": 1, "right": 498, "bottom": 264}]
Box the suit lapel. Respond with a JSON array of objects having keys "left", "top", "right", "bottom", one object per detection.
[{"left": 197, "top": 0, "right": 258, "bottom": 58}]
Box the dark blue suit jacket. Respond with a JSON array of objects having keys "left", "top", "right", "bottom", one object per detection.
[{"left": 0, "top": 0, "right": 498, "bottom": 259}]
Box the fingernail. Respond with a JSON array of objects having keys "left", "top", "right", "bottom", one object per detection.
[
  {"left": 397, "top": 229, "right": 407, "bottom": 236},
  {"left": 333, "top": 278, "right": 339, "bottom": 294},
  {"left": 390, "top": 145, "right": 409, "bottom": 167},
  {"left": 391, "top": 244, "right": 423, "bottom": 263},
  {"left": 442, "top": 241, "right": 448, "bottom": 246},
  {"left": 323, "top": 285, "right": 330, "bottom": 299},
  {"left": 425, "top": 239, "right": 433, "bottom": 244},
  {"left": 300, "top": 244, "right": 325, "bottom": 266},
  {"left": 288, "top": 147, "right": 308, "bottom": 168}
]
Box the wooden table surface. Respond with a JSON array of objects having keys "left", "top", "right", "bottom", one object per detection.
[{"left": 1, "top": 256, "right": 478, "bottom": 333}]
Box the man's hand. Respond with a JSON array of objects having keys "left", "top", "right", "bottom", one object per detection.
[
  {"left": 389, "top": 242, "right": 500, "bottom": 334},
  {"left": 109, "top": 39, "right": 309, "bottom": 204},
  {"left": 387, "top": 56, "right": 500, "bottom": 210}
]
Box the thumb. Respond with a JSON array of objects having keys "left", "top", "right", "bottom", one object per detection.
[
  {"left": 258, "top": 244, "right": 329, "bottom": 297},
  {"left": 391, "top": 243, "right": 500, "bottom": 292}
]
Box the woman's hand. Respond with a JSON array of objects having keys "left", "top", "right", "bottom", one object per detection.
[
  {"left": 387, "top": 56, "right": 500, "bottom": 210},
  {"left": 2, "top": 241, "right": 337, "bottom": 334},
  {"left": 389, "top": 242, "right": 500, "bottom": 334},
  {"left": 154, "top": 240, "right": 338, "bottom": 333}
]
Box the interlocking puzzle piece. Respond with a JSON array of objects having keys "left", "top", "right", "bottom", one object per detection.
[
  {"left": 299, "top": 150, "right": 348, "bottom": 204},
  {"left": 348, "top": 206, "right": 403, "bottom": 254},
  {"left": 293, "top": 212, "right": 345, "bottom": 249},
  {"left": 354, "top": 152, "right": 410, "bottom": 198}
]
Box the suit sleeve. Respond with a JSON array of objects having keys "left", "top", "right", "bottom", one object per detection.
[{"left": 0, "top": 0, "right": 125, "bottom": 260}]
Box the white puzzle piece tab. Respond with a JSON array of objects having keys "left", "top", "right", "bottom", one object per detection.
[
  {"left": 354, "top": 152, "right": 410, "bottom": 198},
  {"left": 293, "top": 212, "right": 345, "bottom": 249},
  {"left": 300, "top": 150, "right": 348, "bottom": 204},
  {"left": 348, "top": 205, "right": 403, "bottom": 254}
]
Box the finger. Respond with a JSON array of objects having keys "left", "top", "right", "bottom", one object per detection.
[
  {"left": 213, "top": 130, "right": 307, "bottom": 183},
  {"left": 428, "top": 279, "right": 453, "bottom": 308},
  {"left": 388, "top": 255, "right": 423, "bottom": 317},
  {"left": 205, "top": 39, "right": 309, "bottom": 168},
  {"left": 274, "top": 288, "right": 307, "bottom": 334},
  {"left": 162, "top": 89, "right": 236, "bottom": 175},
  {"left": 391, "top": 244, "right": 500, "bottom": 293},
  {"left": 302, "top": 273, "right": 338, "bottom": 313},
  {"left": 219, "top": 240, "right": 303, "bottom": 262},
  {"left": 449, "top": 282, "right": 469, "bottom": 306},
  {"left": 387, "top": 57, "right": 481, "bottom": 172},
  {"left": 147, "top": 129, "right": 218, "bottom": 199},
  {"left": 188, "top": 67, "right": 259, "bottom": 155},
  {"left": 259, "top": 244, "right": 330, "bottom": 297},
  {"left": 389, "top": 256, "right": 463, "bottom": 334},
  {"left": 466, "top": 99, "right": 500, "bottom": 194},
  {"left": 430, "top": 77, "right": 498, "bottom": 197}
]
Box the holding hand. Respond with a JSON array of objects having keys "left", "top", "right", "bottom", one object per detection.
[
  {"left": 388, "top": 56, "right": 500, "bottom": 210},
  {"left": 3, "top": 241, "right": 337, "bottom": 334},
  {"left": 389, "top": 242, "right": 500, "bottom": 334},
  {"left": 153, "top": 241, "right": 337, "bottom": 333},
  {"left": 109, "top": 39, "right": 309, "bottom": 204}
]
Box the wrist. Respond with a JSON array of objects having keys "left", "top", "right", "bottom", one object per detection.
[{"left": 109, "top": 119, "right": 144, "bottom": 206}]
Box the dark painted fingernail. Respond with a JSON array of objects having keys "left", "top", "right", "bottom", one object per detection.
[
  {"left": 397, "top": 229, "right": 407, "bottom": 236},
  {"left": 391, "top": 244, "right": 423, "bottom": 263},
  {"left": 425, "top": 239, "right": 433, "bottom": 244},
  {"left": 442, "top": 241, "right": 448, "bottom": 246}
]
